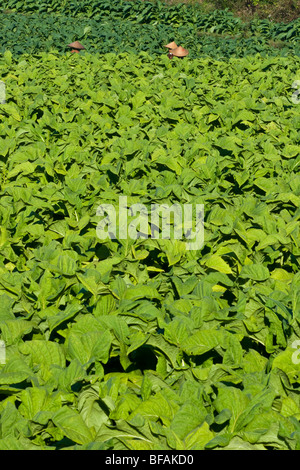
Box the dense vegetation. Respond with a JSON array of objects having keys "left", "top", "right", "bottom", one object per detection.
[
  {"left": 0, "top": 0, "right": 298, "bottom": 24},
  {"left": 0, "top": 10, "right": 299, "bottom": 58},
  {"left": 0, "top": 0, "right": 300, "bottom": 451}
]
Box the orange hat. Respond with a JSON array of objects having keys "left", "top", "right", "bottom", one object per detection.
[
  {"left": 164, "top": 41, "right": 178, "bottom": 50},
  {"left": 170, "top": 46, "right": 189, "bottom": 57},
  {"left": 67, "top": 41, "right": 85, "bottom": 50}
]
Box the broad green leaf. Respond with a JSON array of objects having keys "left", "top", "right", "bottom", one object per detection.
[
  {"left": 214, "top": 386, "right": 249, "bottom": 433},
  {"left": 281, "top": 397, "right": 300, "bottom": 418},
  {"left": 170, "top": 400, "right": 207, "bottom": 440},
  {"left": 124, "top": 285, "right": 161, "bottom": 301},
  {"left": 272, "top": 348, "right": 300, "bottom": 383},
  {"left": 67, "top": 330, "right": 112, "bottom": 365},
  {"left": 181, "top": 329, "right": 225, "bottom": 356},
  {"left": 0, "top": 319, "right": 33, "bottom": 345},
  {"left": 239, "top": 264, "right": 270, "bottom": 281},
  {"left": 50, "top": 254, "right": 78, "bottom": 276},
  {"left": 1, "top": 104, "right": 21, "bottom": 121},
  {"left": 147, "top": 334, "right": 180, "bottom": 368},
  {"left": 48, "top": 303, "right": 83, "bottom": 333},
  {"left": 7, "top": 161, "right": 35, "bottom": 179},
  {"left": 204, "top": 255, "right": 233, "bottom": 274},
  {"left": 185, "top": 421, "right": 215, "bottom": 450},
  {"left": 0, "top": 436, "right": 39, "bottom": 450},
  {"left": 52, "top": 406, "right": 94, "bottom": 444},
  {"left": 130, "top": 392, "right": 177, "bottom": 426},
  {"left": 18, "top": 387, "right": 61, "bottom": 420},
  {"left": 78, "top": 386, "right": 111, "bottom": 433},
  {"left": 222, "top": 334, "right": 243, "bottom": 367},
  {"left": 76, "top": 272, "right": 110, "bottom": 297},
  {"left": 0, "top": 356, "right": 33, "bottom": 385},
  {"left": 0, "top": 402, "right": 30, "bottom": 439},
  {"left": 19, "top": 340, "right": 66, "bottom": 368}
]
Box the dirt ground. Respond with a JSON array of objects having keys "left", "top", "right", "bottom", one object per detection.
[{"left": 126, "top": 0, "right": 300, "bottom": 23}]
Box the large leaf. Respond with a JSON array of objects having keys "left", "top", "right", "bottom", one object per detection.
[
  {"left": 52, "top": 406, "right": 94, "bottom": 444},
  {"left": 19, "top": 340, "right": 66, "bottom": 368},
  {"left": 181, "top": 329, "right": 226, "bottom": 356}
]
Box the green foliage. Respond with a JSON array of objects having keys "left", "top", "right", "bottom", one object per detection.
[
  {"left": 0, "top": 0, "right": 299, "bottom": 59},
  {"left": 0, "top": 50, "right": 299, "bottom": 449},
  {"left": 0, "top": 10, "right": 299, "bottom": 58},
  {"left": 2, "top": 0, "right": 241, "bottom": 22}
]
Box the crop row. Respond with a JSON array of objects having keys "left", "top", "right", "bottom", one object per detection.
[
  {"left": 0, "top": 12, "right": 299, "bottom": 58},
  {"left": 1, "top": 0, "right": 300, "bottom": 43},
  {"left": 0, "top": 51, "right": 300, "bottom": 449}
]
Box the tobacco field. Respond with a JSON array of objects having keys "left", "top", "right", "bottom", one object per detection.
[{"left": 0, "top": 0, "right": 300, "bottom": 451}]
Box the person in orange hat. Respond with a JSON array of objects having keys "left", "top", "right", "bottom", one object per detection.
[
  {"left": 164, "top": 41, "right": 178, "bottom": 50},
  {"left": 67, "top": 41, "right": 86, "bottom": 53},
  {"left": 167, "top": 46, "right": 189, "bottom": 59}
]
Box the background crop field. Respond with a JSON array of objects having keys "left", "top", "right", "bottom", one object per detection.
[{"left": 0, "top": 0, "right": 300, "bottom": 451}]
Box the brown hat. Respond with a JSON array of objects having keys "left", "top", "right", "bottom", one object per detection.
[
  {"left": 164, "top": 41, "right": 178, "bottom": 50},
  {"left": 170, "top": 46, "right": 189, "bottom": 57},
  {"left": 67, "top": 41, "right": 85, "bottom": 50}
]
